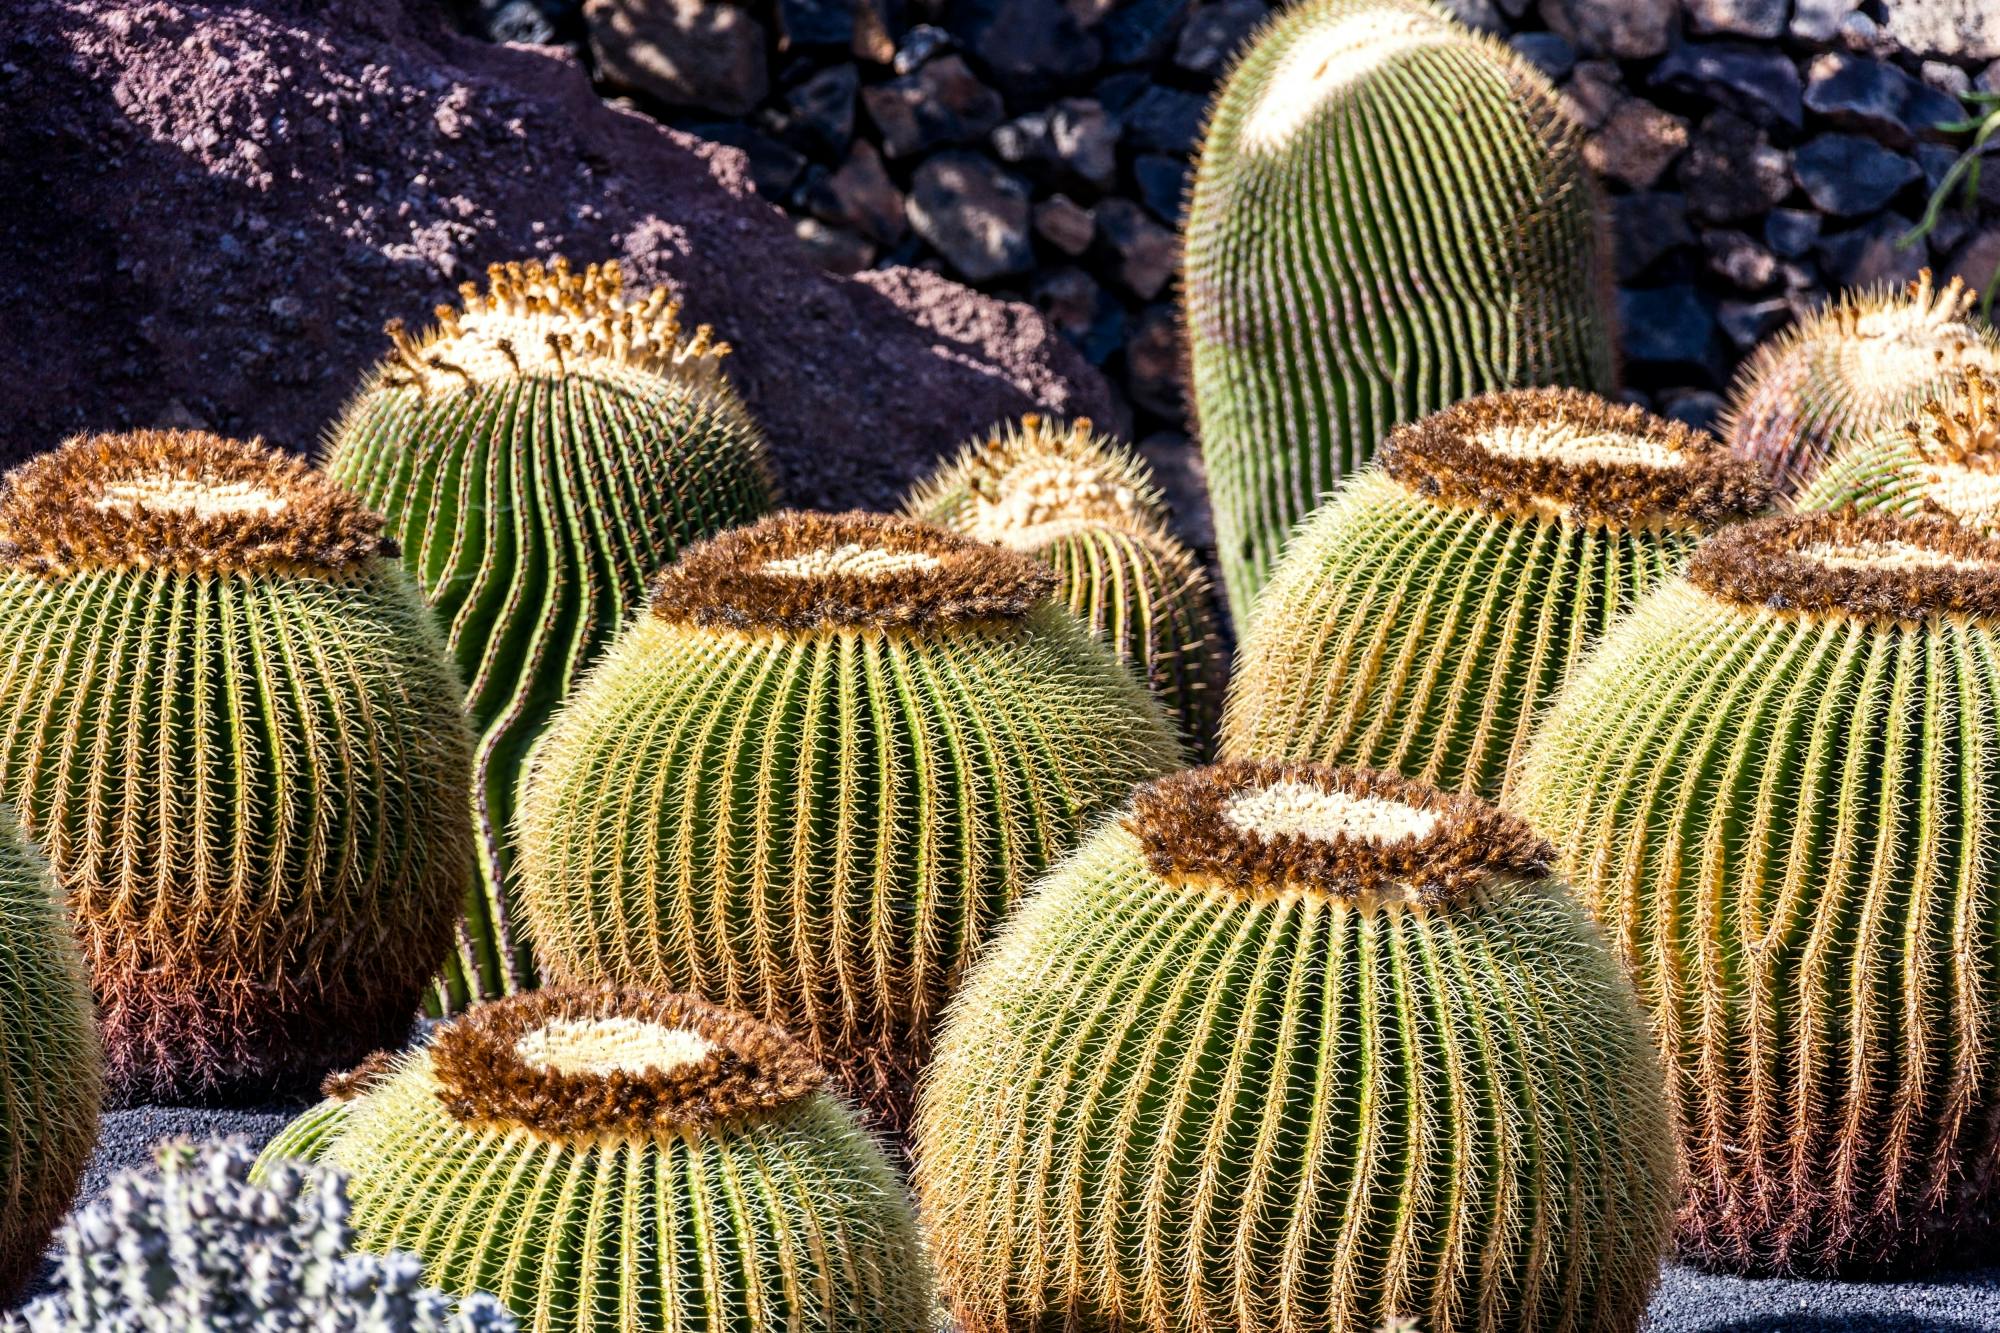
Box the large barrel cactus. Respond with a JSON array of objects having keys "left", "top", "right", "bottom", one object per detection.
[
  {"left": 1223, "top": 390, "right": 1770, "bottom": 799},
  {"left": 290, "top": 987, "right": 931, "bottom": 1333},
  {"left": 904, "top": 415, "right": 1227, "bottom": 753},
  {"left": 916, "top": 761, "right": 1676, "bottom": 1333},
  {"left": 1514, "top": 510, "right": 2000, "bottom": 1273},
  {"left": 0, "top": 430, "right": 474, "bottom": 1103},
  {"left": 325, "top": 257, "right": 776, "bottom": 1007},
  {"left": 1795, "top": 366, "right": 2000, "bottom": 531},
  {"left": 1185, "top": 0, "right": 1614, "bottom": 613},
  {"left": 518, "top": 511, "right": 1182, "bottom": 1127}
]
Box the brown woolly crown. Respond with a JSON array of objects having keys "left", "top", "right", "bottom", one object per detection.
[
  {"left": 649, "top": 510, "right": 1058, "bottom": 633},
  {"left": 1688, "top": 510, "right": 2000, "bottom": 623},
  {"left": 905, "top": 414, "right": 1168, "bottom": 543},
  {"left": 377, "top": 256, "right": 730, "bottom": 395},
  {"left": 1128, "top": 761, "right": 1553, "bottom": 909},
  {"left": 321, "top": 1049, "right": 402, "bottom": 1102},
  {"left": 428, "top": 987, "right": 826, "bottom": 1138},
  {"left": 0, "top": 431, "right": 391, "bottom": 578},
  {"left": 1380, "top": 388, "right": 1773, "bottom": 530}
]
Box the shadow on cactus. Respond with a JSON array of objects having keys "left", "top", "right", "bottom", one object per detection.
[
  {"left": 1795, "top": 367, "right": 2000, "bottom": 532},
  {"left": 324, "top": 256, "right": 777, "bottom": 1008},
  {"left": 0, "top": 431, "right": 473, "bottom": 1104},
  {"left": 1514, "top": 510, "right": 2000, "bottom": 1274},
  {"left": 915, "top": 760, "right": 1677, "bottom": 1333},
  {"left": 1223, "top": 389, "right": 1771, "bottom": 799},
  {"left": 904, "top": 414, "right": 1227, "bottom": 754}
]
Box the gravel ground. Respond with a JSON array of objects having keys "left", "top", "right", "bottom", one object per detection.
[{"left": 26, "top": 1106, "right": 2000, "bottom": 1330}]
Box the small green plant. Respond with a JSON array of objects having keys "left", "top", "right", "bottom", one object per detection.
[
  {"left": 916, "top": 761, "right": 1676, "bottom": 1333},
  {"left": 1900, "top": 92, "right": 2000, "bottom": 317},
  {"left": 1795, "top": 367, "right": 2000, "bottom": 531}
]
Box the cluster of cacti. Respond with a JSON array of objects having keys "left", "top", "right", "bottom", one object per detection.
[
  {"left": 0, "top": 812, "right": 100, "bottom": 1303},
  {"left": 1184, "top": 0, "right": 1615, "bottom": 613},
  {"left": 1795, "top": 367, "right": 2000, "bottom": 531},
  {"left": 904, "top": 414, "right": 1227, "bottom": 752},
  {"left": 4, "top": 1142, "right": 517, "bottom": 1333},
  {"left": 1514, "top": 510, "right": 2000, "bottom": 1273},
  {"left": 0, "top": 430, "right": 473, "bottom": 1104},
  {"left": 916, "top": 760, "right": 1676, "bottom": 1333},
  {"left": 517, "top": 510, "right": 1181, "bottom": 1125},
  {"left": 1723, "top": 271, "right": 2000, "bottom": 498},
  {"left": 326, "top": 256, "right": 777, "bottom": 1007},
  {"left": 1223, "top": 389, "right": 1771, "bottom": 799},
  {"left": 264, "top": 986, "right": 931, "bottom": 1333}
]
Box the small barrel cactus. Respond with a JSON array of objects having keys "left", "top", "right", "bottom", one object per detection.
[
  {"left": 1185, "top": 0, "right": 1615, "bottom": 613},
  {"left": 4, "top": 1141, "right": 517, "bottom": 1333},
  {"left": 1723, "top": 270, "right": 2000, "bottom": 497},
  {"left": 518, "top": 511, "right": 1182, "bottom": 1126},
  {"left": 903, "top": 415, "right": 1227, "bottom": 753},
  {"left": 1514, "top": 510, "right": 2000, "bottom": 1274},
  {"left": 1222, "top": 390, "right": 1771, "bottom": 799},
  {"left": 325, "top": 256, "right": 777, "bottom": 1007},
  {"left": 0, "top": 812, "right": 100, "bottom": 1303},
  {"left": 1795, "top": 366, "right": 2000, "bottom": 531},
  {"left": 916, "top": 761, "right": 1676, "bottom": 1333},
  {"left": 0, "top": 430, "right": 474, "bottom": 1104},
  {"left": 291, "top": 986, "right": 932, "bottom": 1333}
]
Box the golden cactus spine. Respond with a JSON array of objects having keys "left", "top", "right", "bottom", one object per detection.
[{"left": 1794, "top": 366, "right": 2000, "bottom": 531}]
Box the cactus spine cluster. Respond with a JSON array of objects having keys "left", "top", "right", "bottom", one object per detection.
[
  {"left": 1185, "top": 0, "right": 1615, "bottom": 613},
  {"left": 1223, "top": 390, "right": 1771, "bottom": 799},
  {"left": 286, "top": 987, "right": 931, "bottom": 1333},
  {"left": 518, "top": 511, "right": 1182, "bottom": 1124},
  {"left": 0, "top": 430, "right": 474, "bottom": 1103},
  {"left": 1723, "top": 271, "right": 2000, "bottom": 497},
  {"left": 916, "top": 761, "right": 1676, "bottom": 1333},
  {"left": 1795, "top": 367, "right": 2000, "bottom": 531},
  {"left": 0, "top": 812, "right": 100, "bottom": 1303},
  {"left": 325, "top": 256, "right": 777, "bottom": 1006},
  {"left": 1514, "top": 511, "right": 2000, "bottom": 1273},
  {"left": 904, "top": 415, "right": 1226, "bottom": 753}
]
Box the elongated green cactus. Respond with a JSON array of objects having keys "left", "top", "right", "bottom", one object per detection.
[
  {"left": 1514, "top": 510, "right": 2000, "bottom": 1273},
  {"left": 904, "top": 415, "right": 1227, "bottom": 754},
  {"left": 325, "top": 257, "right": 776, "bottom": 1008},
  {"left": 1795, "top": 367, "right": 2000, "bottom": 531},
  {"left": 1222, "top": 390, "right": 1770, "bottom": 799},
  {"left": 290, "top": 987, "right": 930, "bottom": 1333},
  {"left": 915, "top": 761, "right": 1675, "bottom": 1333},
  {"left": 0, "top": 431, "right": 474, "bottom": 1104},
  {"left": 1723, "top": 271, "right": 2000, "bottom": 497},
  {"left": 1185, "top": 0, "right": 1615, "bottom": 614},
  {"left": 517, "top": 511, "right": 1182, "bottom": 1127},
  {"left": 0, "top": 811, "right": 100, "bottom": 1302}
]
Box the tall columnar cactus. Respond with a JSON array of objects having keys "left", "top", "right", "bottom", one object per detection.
[
  {"left": 290, "top": 987, "right": 932, "bottom": 1333},
  {"left": 1723, "top": 271, "right": 2000, "bottom": 498},
  {"left": 1514, "top": 510, "right": 2000, "bottom": 1274},
  {"left": 0, "top": 813, "right": 100, "bottom": 1303},
  {"left": 1185, "top": 0, "right": 1615, "bottom": 614},
  {"left": 0, "top": 430, "right": 475, "bottom": 1104},
  {"left": 518, "top": 511, "right": 1182, "bottom": 1126},
  {"left": 904, "top": 415, "right": 1227, "bottom": 753},
  {"left": 1795, "top": 367, "right": 2000, "bottom": 531},
  {"left": 325, "top": 256, "right": 777, "bottom": 1007},
  {"left": 916, "top": 761, "right": 1675, "bottom": 1333},
  {"left": 1222, "top": 390, "right": 1771, "bottom": 799}
]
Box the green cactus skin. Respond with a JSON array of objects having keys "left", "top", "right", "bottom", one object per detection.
[
  {"left": 1513, "top": 511, "right": 2000, "bottom": 1274},
  {"left": 915, "top": 761, "right": 1675, "bottom": 1333},
  {"left": 1185, "top": 0, "right": 1615, "bottom": 615},
  {"left": 302, "top": 987, "right": 931, "bottom": 1333},
  {"left": 0, "top": 431, "right": 474, "bottom": 1105},
  {"left": 1222, "top": 391, "right": 1771, "bottom": 800},
  {"left": 904, "top": 415, "right": 1228, "bottom": 756},
  {"left": 325, "top": 257, "right": 777, "bottom": 1009},
  {"left": 1794, "top": 367, "right": 2000, "bottom": 532},
  {"left": 517, "top": 511, "right": 1182, "bottom": 1129},
  {"left": 0, "top": 811, "right": 101, "bottom": 1303},
  {"left": 1722, "top": 272, "right": 2000, "bottom": 499}
]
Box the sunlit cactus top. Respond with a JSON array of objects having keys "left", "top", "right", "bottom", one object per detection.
[
  {"left": 1797, "top": 367, "right": 2000, "bottom": 532},
  {"left": 906, "top": 414, "right": 1168, "bottom": 543}
]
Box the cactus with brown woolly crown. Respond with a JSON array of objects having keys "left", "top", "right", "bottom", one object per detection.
[
  {"left": 1223, "top": 389, "right": 1771, "bottom": 798},
  {"left": 1514, "top": 510, "right": 2000, "bottom": 1273},
  {"left": 0, "top": 430, "right": 473, "bottom": 1103},
  {"left": 1723, "top": 271, "right": 2000, "bottom": 497},
  {"left": 916, "top": 760, "right": 1676, "bottom": 1333},
  {"left": 1795, "top": 367, "right": 2000, "bottom": 531},
  {"left": 904, "top": 415, "right": 1227, "bottom": 753},
  {"left": 517, "top": 511, "right": 1182, "bottom": 1127},
  {"left": 325, "top": 257, "right": 776, "bottom": 1007}
]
